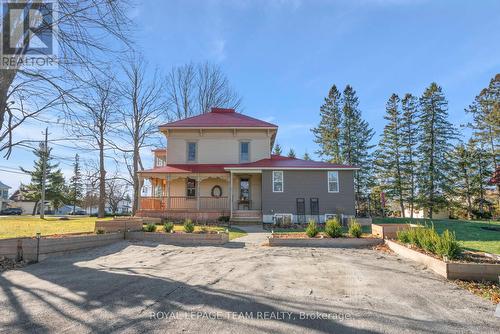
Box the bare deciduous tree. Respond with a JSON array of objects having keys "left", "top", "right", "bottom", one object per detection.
[
  {"left": 119, "top": 56, "right": 168, "bottom": 214},
  {"left": 106, "top": 176, "right": 129, "bottom": 214},
  {"left": 165, "top": 62, "right": 242, "bottom": 119},
  {"left": 68, "top": 76, "right": 119, "bottom": 218},
  {"left": 0, "top": 0, "right": 130, "bottom": 157}
]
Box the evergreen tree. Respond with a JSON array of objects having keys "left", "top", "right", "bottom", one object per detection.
[
  {"left": 470, "top": 142, "right": 492, "bottom": 217},
  {"left": 417, "top": 83, "right": 457, "bottom": 218},
  {"left": 287, "top": 148, "right": 296, "bottom": 158},
  {"left": 451, "top": 143, "right": 475, "bottom": 219},
  {"left": 20, "top": 144, "right": 66, "bottom": 215},
  {"left": 400, "top": 93, "right": 419, "bottom": 218},
  {"left": 340, "top": 85, "right": 375, "bottom": 210},
  {"left": 69, "top": 154, "right": 83, "bottom": 213},
  {"left": 374, "top": 94, "right": 405, "bottom": 216},
  {"left": 312, "top": 85, "right": 342, "bottom": 162},
  {"left": 466, "top": 74, "right": 499, "bottom": 209},
  {"left": 273, "top": 143, "right": 282, "bottom": 155},
  {"left": 303, "top": 151, "right": 311, "bottom": 160}
]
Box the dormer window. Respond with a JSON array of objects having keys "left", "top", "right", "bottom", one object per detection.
[
  {"left": 240, "top": 141, "right": 250, "bottom": 162},
  {"left": 187, "top": 142, "right": 197, "bottom": 162}
]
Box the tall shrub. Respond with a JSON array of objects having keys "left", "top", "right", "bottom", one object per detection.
[{"left": 325, "top": 218, "right": 343, "bottom": 238}]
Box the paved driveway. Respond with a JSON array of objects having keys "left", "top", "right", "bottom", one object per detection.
[{"left": 0, "top": 227, "right": 498, "bottom": 333}]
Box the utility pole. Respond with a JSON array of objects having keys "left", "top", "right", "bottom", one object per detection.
[{"left": 40, "top": 127, "right": 48, "bottom": 219}]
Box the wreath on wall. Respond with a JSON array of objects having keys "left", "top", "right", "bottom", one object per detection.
[{"left": 211, "top": 185, "right": 222, "bottom": 198}]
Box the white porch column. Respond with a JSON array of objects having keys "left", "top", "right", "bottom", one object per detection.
[
  {"left": 229, "top": 171, "right": 233, "bottom": 219},
  {"left": 196, "top": 174, "right": 200, "bottom": 211},
  {"left": 167, "top": 175, "right": 171, "bottom": 210},
  {"left": 137, "top": 175, "right": 144, "bottom": 211}
]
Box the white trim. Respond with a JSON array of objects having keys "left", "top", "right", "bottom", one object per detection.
[
  {"left": 272, "top": 170, "right": 284, "bottom": 193},
  {"left": 274, "top": 213, "right": 293, "bottom": 224},
  {"left": 324, "top": 213, "right": 337, "bottom": 221},
  {"left": 160, "top": 126, "right": 278, "bottom": 131},
  {"left": 327, "top": 171, "right": 340, "bottom": 193},
  {"left": 225, "top": 167, "right": 359, "bottom": 171}
]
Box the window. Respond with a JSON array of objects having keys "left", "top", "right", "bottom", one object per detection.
[
  {"left": 186, "top": 178, "right": 196, "bottom": 197},
  {"left": 272, "top": 171, "right": 283, "bottom": 192},
  {"left": 187, "top": 142, "right": 197, "bottom": 162},
  {"left": 328, "top": 171, "right": 339, "bottom": 192},
  {"left": 240, "top": 141, "right": 250, "bottom": 162}
]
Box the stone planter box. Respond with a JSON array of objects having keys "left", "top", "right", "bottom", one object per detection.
[
  {"left": 126, "top": 231, "right": 229, "bottom": 246},
  {"left": 268, "top": 236, "right": 382, "bottom": 248},
  {"left": 372, "top": 223, "right": 419, "bottom": 239},
  {"left": 385, "top": 239, "right": 500, "bottom": 282}
]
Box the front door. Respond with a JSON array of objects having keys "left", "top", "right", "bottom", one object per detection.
[{"left": 239, "top": 177, "right": 250, "bottom": 209}]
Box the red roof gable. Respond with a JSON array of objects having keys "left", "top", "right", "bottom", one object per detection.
[
  {"left": 140, "top": 155, "right": 357, "bottom": 174},
  {"left": 159, "top": 107, "right": 278, "bottom": 129}
]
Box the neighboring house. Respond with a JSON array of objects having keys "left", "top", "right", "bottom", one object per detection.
[
  {"left": 0, "top": 181, "right": 11, "bottom": 210},
  {"left": 55, "top": 205, "right": 85, "bottom": 215},
  {"left": 85, "top": 200, "right": 132, "bottom": 215},
  {"left": 137, "top": 107, "right": 358, "bottom": 223},
  {"left": 9, "top": 189, "right": 52, "bottom": 214}
]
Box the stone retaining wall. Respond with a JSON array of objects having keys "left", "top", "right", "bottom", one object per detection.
[
  {"left": 126, "top": 231, "right": 229, "bottom": 246},
  {"left": 385, "top": 239, "right": 500, "bottom": 282},
  {"left": 268, "top": 237, "right": 382, "bottom": 248}
]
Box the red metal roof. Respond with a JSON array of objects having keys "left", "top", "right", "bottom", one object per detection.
[
  {"left": 159, "top": 107, "right": 278, "bottom": 129},
  {"left": 139, "top": 155, "right": 357, "bottom": 174}
]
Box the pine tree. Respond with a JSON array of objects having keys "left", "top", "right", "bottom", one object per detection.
[
  {"left": 451, "top": 143, "right": 475, "bottom": 219},
  {"left": 466, "top": 74, "right": 500, "bottom": 209},
  {"left": 303, "top": 151, "right": 311, "bottom": 160},
  {"left": 340, "top": 85, "right": 375, "bottom": 211},
  {"left": 417, "top": 83, "right": 457, "bottom": 218},
  {"left": 312, "top": 85, "right": 342, "bottom": 162},
  {"left": 287, "top": 148, "right": 296, "bottom": 158},
  {"left": 273, "top": 143, "right": 282, "bottom": 155},
  {"left": 69, "top": 154, "right": 83, "bottom": 213},
  {"left": 400, "top": 93, "right": 419, "bottom": 218},
  {"left": 374, "top": 94, "right": 406, "bottom": 216},
  {"left": 20, "top": 144, "right": 66, "bottom": 215}
]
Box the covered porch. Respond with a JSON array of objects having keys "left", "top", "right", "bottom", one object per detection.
[{"left": 137, "top": 170, "right": 262, "bottom": 222}]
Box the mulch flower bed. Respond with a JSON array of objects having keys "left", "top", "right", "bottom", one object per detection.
[
  {"left": 392, "top": 240, "right": 500, "bottom": 264},
  {"left": 0, "top": 257, "right": 26, "bottom": 272},
  {"left": 455, "top": 280, "right": 500, "bottom": 304},
  {"left": 271, "top": 232, "right": 373, "bottom": 239}
]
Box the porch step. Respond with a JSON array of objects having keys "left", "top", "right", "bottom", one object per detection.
[{"left": 231, "top": 210, "right": 262, "bottom": 223}]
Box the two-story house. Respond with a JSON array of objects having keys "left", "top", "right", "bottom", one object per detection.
[
  {"left": 137, "top": 107, "right": 357, "bottom": 223},
  {"left": 0, "top": 181, "right": 11, "bottom": 211}
]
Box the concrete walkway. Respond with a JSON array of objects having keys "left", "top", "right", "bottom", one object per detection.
[{"left": 231, "top": 224, "right": 271, "bottom": 246}]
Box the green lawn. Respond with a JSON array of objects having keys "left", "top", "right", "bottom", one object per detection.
[
  {"left": 0, "top": 216, "right": 247, "bottom": 241},
  {"left": 0, "top": 216, "right": 110, "bottom": 239},
  {"left": 156, "top": 224, "right": 247, "bottom": 240},
  {"left": 373, "top": 217, "right": 500, "bottom": 254}
]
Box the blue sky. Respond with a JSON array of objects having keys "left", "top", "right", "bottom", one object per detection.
[{"left": 1, "top": 0, "right": 499, "bottom": 190}]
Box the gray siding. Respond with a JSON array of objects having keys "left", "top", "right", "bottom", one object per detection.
[{"left": 261, "top": 170, "right": 356, "bottom": 218}]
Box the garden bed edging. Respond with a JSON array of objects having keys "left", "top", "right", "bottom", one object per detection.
[
  {"left": 268, "top": 236, "right": 382, "bottom": 248},
  {"left": 126, "top": 231, "right": 229, "bottom": 246},
  {"left": 385, "top": 239, "right": 500, "bottom": 282}
]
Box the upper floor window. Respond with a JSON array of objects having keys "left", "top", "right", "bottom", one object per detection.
[
  {"left": 328, "top": 171, "right": 339, "bottom": 192},
  {"left": 272, "top": 171, "right": 283, "bottom": 192},
  {"left": 187, "top": 142, "right": 197, "bottom": 162},
  {"left": 240, "top": 141, "right": 250, "bottom": 162}
]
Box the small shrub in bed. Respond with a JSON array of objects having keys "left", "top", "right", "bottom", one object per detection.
[
  {"left": 218, "top": 215, "right": 230, "bottom": 223},
  {"left": 96, "top": 229, "right": 105, "bottom": 234},
  {"left": 348, "top": 219, "right": 362, "bottom": 238},
  {"left": 305, "top": 219, "right": 319, "bottom": 238},
  {"left": 163, "top": 222, "right": 174, "bottom": 233},
  {"left": 435, "top": 230, "right": 461, "bottom": 260},
  {"left": 324, "top": 218, "right": 343, "bottom": 238},
  {"left": 144, "top": 223, "right": 157, "bottom": 232},
  {"left": 183, "top": 219, "right": 195, "bottom": 233},
  {"left": 396, "top": 229, "right": 410, "bottom": 243},
  {"left": 419, "top": 225, "right": 439, "bottom": 253}
]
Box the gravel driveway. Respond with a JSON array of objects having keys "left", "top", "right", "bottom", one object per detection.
[{"left": 0, "top": 227, "right": 498, "bottom": 333}]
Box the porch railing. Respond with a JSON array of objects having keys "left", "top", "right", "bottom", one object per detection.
[{"left": 140, "top": 196, "right": 229, "bottom": 211}]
